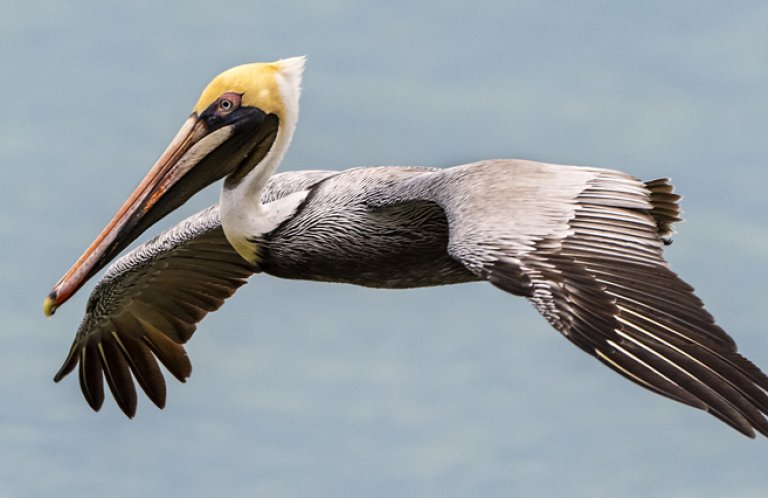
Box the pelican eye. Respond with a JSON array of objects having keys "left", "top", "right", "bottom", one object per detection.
[{"left": 216, "top": 93, "right": 242, "bottom": 114}]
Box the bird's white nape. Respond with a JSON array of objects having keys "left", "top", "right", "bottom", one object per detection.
[
  {"left": 276, "top": 56, "right": 306, "bottom": 85},
  {"left": 274, "top": 56, "right": 306, "bottom": 130}
]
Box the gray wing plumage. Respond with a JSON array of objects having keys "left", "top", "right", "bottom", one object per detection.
[
  {"left": 372, "top": 159, "right": 768, "bottom": 437},
  {"left": 54, "top": 170, "right": 337, "bottom": 417}
]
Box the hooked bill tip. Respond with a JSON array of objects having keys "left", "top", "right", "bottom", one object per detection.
[{"left": 43, "top": 294, "right": 57, "bottom": 317}]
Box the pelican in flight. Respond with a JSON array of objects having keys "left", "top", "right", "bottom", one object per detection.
[{"left": 45, "top": 57, "right": 768, "bottom": 437}]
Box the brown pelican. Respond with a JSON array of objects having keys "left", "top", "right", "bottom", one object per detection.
[{"left": 44, "top": 57, "right": 768, "bottom": 437}]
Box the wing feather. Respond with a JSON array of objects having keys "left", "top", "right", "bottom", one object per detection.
[
  {"left": 98, "top": 339, "right": 138, "bottom": 418},
  {"left": 78, "top": 343, "right": 104, "bottom": 412},
  {"left": 110, "top": 330, "right": 167, "bottom": 409}
]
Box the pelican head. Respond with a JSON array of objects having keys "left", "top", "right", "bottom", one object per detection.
[{"left": 44, "top": 56, "right": 305, "bottom": 316}]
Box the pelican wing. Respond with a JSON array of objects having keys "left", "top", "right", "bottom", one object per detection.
[
  {"left": 376, "top": 159, "right": 768, "bottom": 437},
  {"left": 52, "top": 206, "right": 255, "bottom": 416},
  {"left": 54, "top": 170, "right": 337, "bottom": 417}
]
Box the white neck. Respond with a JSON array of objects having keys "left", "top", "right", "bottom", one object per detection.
[{"left": 220, "top": 57, "right": 305, "bottom": 262}]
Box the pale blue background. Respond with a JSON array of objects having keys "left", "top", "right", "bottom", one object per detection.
[{"left": 2, "top": 1, "right": 768, "bottom": 497}]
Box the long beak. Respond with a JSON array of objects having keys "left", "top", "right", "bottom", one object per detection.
[
  {"left": 44, "top": 115, "right": 214, "bottom": 316},
  {"left": 45, "top": 101, "right": 277, "bottom": 316},
  {"left": 43, "top": 98, "right": 278, "bottom": 316}
]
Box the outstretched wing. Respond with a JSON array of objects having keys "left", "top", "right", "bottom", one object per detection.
[
  {"left": 379, "top": 159, "right": 768, "bottom": 437},
  {"left": 55, "top": 170, "right": 337, "bottom": 417},
  {"left": 53, "top": 206, "right": 257, "bottom": 416}
]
